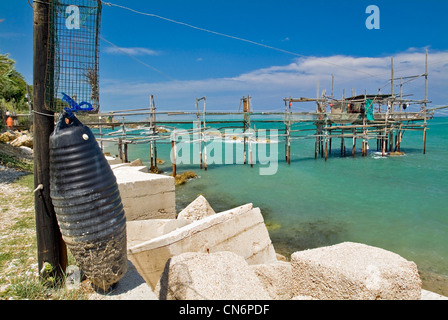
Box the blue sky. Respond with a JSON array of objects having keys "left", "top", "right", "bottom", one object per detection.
[{"left": 1, "top": 0, "right": 447, "bottom": 112}]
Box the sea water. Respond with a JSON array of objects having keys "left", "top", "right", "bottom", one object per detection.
[{"left": 99, "top": 116, "right": 448, "bottom": 290}]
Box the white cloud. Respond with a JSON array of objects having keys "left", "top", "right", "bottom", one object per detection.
[
  {"left": 104, "top": 46, "right": 161, "bottom": 56},
  {"left": 101, "top": 49, "right": 448, "bottom": 112}
]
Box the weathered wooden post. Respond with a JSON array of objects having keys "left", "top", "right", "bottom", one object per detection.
[
  {"left": 33, "top": 0, "right": 68, "bottom": 282},
  {"left": 423, "top": 49, "right": 428, "bottom": 155},
  {"left": 172, "top": 131, "right": 177, "bottom": 177}
]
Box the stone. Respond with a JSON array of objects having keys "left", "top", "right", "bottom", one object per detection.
[
  {"left": 174, "top": 171, "right": 198, "bottom": 186},
  {"left": 128, "top": 203, "right": 277, "bottom": 289},
  {"left": 19, "top": 146, "right": 33, "bottom": 157},
  {"left": 0, "top": 131, "right": 16, "bottom": 143},
  {"left": 129, "top": 158, "right": 143, "bottom": 167},
  {"left": 290, "top": 295, "right": 316, "bottom": 300},
  {"left": 389, "top": 151, "right": 406, "bottom": 156},
  {"left": 155, "top": 251, "right": 271, "bottom": 300},
  {"left": 250, "top": 261, "right": 294, "bottom": 300},
  {"left": 291, "top": 242, "right": 422, "bottom": 300},
  {"left": 276, "top": 253, "right": 288, "bottom": 261},
  {"left": 177, "top": 195, "right": 216, "bottom": 221},
  {"left": 10, "top": 134, "right": 33, "bottom": 148},
  {"left": 65, "top": 265, "right": 82, "bottom": 290}
]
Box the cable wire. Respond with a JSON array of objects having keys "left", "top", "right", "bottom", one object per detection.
[{"left": 100, "top": 1, "right": 384, "bottom": 79}]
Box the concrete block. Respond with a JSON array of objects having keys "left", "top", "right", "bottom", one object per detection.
[
  {"left": 110, "top": 163, "right": 149, "bottom": 173},
  {"left": 177, "top": 195, "right": 215, "bottom": 221},
  {"left": 291, "top": 242, "right": 422, "bottom": 300},
  {"left": 128, "top": 204, "right": 277, "bottom": 289},
  {"left": 127, "top": 219, "right": 192, "bottom": 248},
  {"left": 106, "top": 155, "right": 122, "bottom": 165},
  {"left": 113, "top": 167, "right": 176, "bottom": 220},
  {"left": 155, "top": 251, "right": 271, "bottom": 300}
]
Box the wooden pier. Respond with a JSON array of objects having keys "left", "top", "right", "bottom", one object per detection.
[
  {"left": 87, "top": 95, "right": 439, "bottom": 176},
  {"left": 84, "top": 53, "right": 447, "bottom": 176}
]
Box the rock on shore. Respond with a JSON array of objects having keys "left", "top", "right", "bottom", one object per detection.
[
  {"left": 156, "top": 251, "right": 271, "bottom": 300},
  {"left": 0, "top": 130, "right": 33, "bottom": 148},
  {"left": 291, "top": 242, "right": 422, "bottom": 300}
]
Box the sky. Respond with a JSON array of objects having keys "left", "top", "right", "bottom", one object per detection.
[{"left": 0, "top": 0, "right": 448, "bottom": 113}]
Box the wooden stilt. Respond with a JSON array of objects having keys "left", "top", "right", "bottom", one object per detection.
[
  {"left": 352, "top": 131, "right": 356, "bottom": 158},
  {"left": 288, "top": 142, "right": 291, "bottom": 165},
  {"left": 249, "top": 133, "right": 254, "bottom": 168},
  {"left": 203, "top": 131, "right": 208, "bottom": 171},
  {"left": 172, "top": 139, "right": 177, "bottom": 177},
  {"left": 153, "top": 138, "right": 158, "bottom": 172},
  {"left": 124, "top": 143, "right": 128, "bottom": 163},
  {"left": 118, "top": 138, "right": 123, "bottom": 162},
  {"left": 389, "top": 130, "right": 394, "bottom": 152},
  {"left": 423, "top": 127, "right": 427, "bottom": 155},
  {"left": 329, "top": 126, "right": 332, "bottom": 155},
  {"left": 150, "top": 141, "right": 154, "bottom": 171}
]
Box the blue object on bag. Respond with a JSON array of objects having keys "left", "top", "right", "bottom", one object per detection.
[{"left": 61, "top": 92, "right": 93, "bottom": 117}]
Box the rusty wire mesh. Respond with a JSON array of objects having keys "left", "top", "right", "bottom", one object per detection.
[{"left": 45, "top": 0, "right": 102, "bottom": 113}]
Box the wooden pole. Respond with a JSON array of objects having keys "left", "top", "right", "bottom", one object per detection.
[
  {"left": 202, "top": 98, "right": 207, "bottom": 171},
  {"left": 285, "top": 99, "right": 289, "bottom": 163},
  {"left": 33, "top": 0, "right": 67, "bottom": 281},
  {"left": 352, "top": 136, "right": 356, "bottom": 158},
  {"left": 391, "top": 57, "right": 394, "bottom": 98},
  {"left": 149, "top": 95, "right": 155, "bottom": 171},
  {"left": 423, "top": 49, "right": 428, "bottom": 154},
  {"left": 196, "top": 98, "right": 203, "bottom": 169},
  {"left": 423, "top": 127, "right": 427, "bottom": 155},
  {"left": 124, "top": 143, "right": 128, "bottom": 163},
  {"left": 152, "top": 101, "right": 158, "bottom": 171},
  {"left": 329, "top": 124, "right": 332, "bottom": 155},
  {"left": 118, "top": 138, "right": 123, "bottom": 162},
  {"left": 389, "top": 131, "right": 393, "bottom": 153},
  {"left": 249, "top": 136, "right": 254, "bottom": 168},
  {"left": 288, "top": 99, "right": 291, "bottom": 165},
  {"left": 172, "top": 134, "right": 177, "bottom": 177},
  {"left": 150, "top": 141, "right": 154, "bottom": 170}
]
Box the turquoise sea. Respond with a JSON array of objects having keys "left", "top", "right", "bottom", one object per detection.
[{"left": 99, "top": 116, "right": 448, "bottom": 294}]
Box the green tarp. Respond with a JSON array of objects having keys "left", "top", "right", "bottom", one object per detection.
[{"left": 365, "top": 99, "right": 375, "bottom": 121}]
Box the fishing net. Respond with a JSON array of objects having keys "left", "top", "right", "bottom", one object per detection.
[{"left": 45, "top": 0, "right": 102, "bottom": 113}]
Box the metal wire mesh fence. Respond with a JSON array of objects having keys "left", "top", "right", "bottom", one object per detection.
[{"left": 45, "top": 0, "right": 102, "bottom": 113}]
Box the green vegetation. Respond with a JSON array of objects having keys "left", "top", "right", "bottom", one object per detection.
[
  {"left": 0, "top": 159, "right": 92, "bottom": 300},
  {"left": 0, "top": 53, "right": 31, "bottom": 115},
  {"left": 174, "top": 171, "right": 198, "bottom": 186},
  {"left": 0, "top": 152, "right": 33, "bottom": 172}
]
